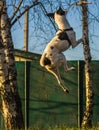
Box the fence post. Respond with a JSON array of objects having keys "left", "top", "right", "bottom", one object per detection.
[
  {"left": 25, "top": 61, "right": 30, "bottom": 130},
  {"left": 24, "top": 6, "right": 29, "bottom": 52},
  {"left": 78, "top": 60, "right": 84, "bottom": 127}
]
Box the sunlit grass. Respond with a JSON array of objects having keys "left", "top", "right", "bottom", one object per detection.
[
  {"left": 24, "top": 127, "right": 99, "bottom": 130},
  {"left": 1, "top": 125, "right": 99, "bottom": 130},
  {"left": 1, "top": 127, "right": 99, "bottom": 130}
]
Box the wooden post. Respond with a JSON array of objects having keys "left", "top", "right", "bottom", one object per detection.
[
  {"left": 78, "top": 61, "right": 84, "bottom": 127},
  {"left": 24, "top": 6, "right": 29, "bottom": 51},
  {"left": 25, "top": 61, "right": 30, "bottom": 130}
]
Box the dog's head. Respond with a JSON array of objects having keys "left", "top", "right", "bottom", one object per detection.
[
  {"left": 56, "top": 7, "right": 65, "bottom": 16},
  {"left": 47, "top": 7, "right": 66, "bottom": 18},
  {"left": 47, "top": 7, "right": 67, "bottom": 28}
]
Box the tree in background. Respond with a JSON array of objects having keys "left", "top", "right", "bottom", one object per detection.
[
  {"left": 80, "top": 0, "right": 94, "bottom": 128},
  {"left": 0, "top": 0, "right": 44, "bottom": 129},
  {"left": 0, "top": 0, "right": 24, "bottom": 129},
  {"left": 0, "top": 0, "right": 41, "bottom": 129}
]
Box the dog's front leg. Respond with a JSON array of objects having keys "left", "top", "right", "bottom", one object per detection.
[
  {"left": 72, "top": 38, "right": 83, "bottom": 48},
  {"left": 46, "top": 66, "right": 69, "bottom": 93},
  {"left": 60, "top": 53, "right": 75, "bottom": 72}
]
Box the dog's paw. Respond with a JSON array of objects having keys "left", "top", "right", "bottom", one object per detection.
[
  {"left": 65, "top": 67, "right": 75, "bottom": 72},
  {"left": 70, "top": 67, "right": 75, "bottom": 70},
  {"left": 64, "top": 89, "right": 69, "bottom": 94}
]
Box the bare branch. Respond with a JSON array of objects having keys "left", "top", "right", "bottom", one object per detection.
[
  {"left": 76, "top": 1, "right": 92, "bottom": 6},
  {"left": 88, "top": 11, "right": 99, "bottom": 23},
  {"left": 11, "top": 1, "right": 57, "bottom": 32},
  {"left": 11, "top": 2, "right": 39, "bottom": 26},
  {"left": 10, "top": 0, "right": 23, "bottom": 21},
  {"left": 39, "top": 2, "right": 57, "bottom": 31}
]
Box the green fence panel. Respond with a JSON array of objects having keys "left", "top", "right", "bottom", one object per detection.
[
  {"left": 15, "top": 62, "right": 25, "bottom": 121},
  {"left": 91, "top": 61, "right": 99, "bottom": 126},
  {"left": 28, "top": 61, "right": 78, "bottom": 128},
  {"left": 0, "top": 60, "right": 99, "bottom": 129}
]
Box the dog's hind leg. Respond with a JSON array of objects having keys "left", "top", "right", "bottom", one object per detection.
[
  {"left": 46, "top": 66, "right": 69, "bottom": 93},
  {"left": 64, "top": 65, "right": 75, "bottom": 72}
]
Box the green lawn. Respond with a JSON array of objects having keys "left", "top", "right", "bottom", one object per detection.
[{"left": 26, "top": 127, "right": 99, "bottom": 130}]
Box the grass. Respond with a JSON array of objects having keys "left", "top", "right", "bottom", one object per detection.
[
  {"left": 24, "top": 127, "right": 99, "bottom": 130},
  {"left": 1, "top": 125, "right": 99, "bottom": 130},
  {"left": 25, "top": 128, "right": 99, "bottom": 130}
]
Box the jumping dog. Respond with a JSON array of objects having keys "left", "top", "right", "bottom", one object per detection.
[{"left": 40, "top": 7, "right": 82, "bottom": 93}]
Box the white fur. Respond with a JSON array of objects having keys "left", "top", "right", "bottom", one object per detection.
[
  {"left": 40, "top": 9, "right": 82, "bottom": 93},
  {"left": 54, "top": 11, "right": 70, "bottom": 30}
]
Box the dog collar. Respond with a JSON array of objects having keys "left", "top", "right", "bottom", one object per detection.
[
  {"left": 57, "top": 28, "right": 72, "bottom": 45},
  {"left": 58, "top": 27, "right": 73, "bottom": 32}
]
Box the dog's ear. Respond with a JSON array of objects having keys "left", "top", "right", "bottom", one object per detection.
[
  {"left": 56, "top": 7, "right": 65, "bottom": 15},
  {"left": 46, "top": 13, "right": 54, "bottom": 18}
]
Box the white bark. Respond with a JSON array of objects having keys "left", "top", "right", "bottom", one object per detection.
[
  {"left": 0, "top": 0, "right": 24, "bottom": 129},
  {"left": 81, "top": 0, "right": 94, "bottom": 128}
]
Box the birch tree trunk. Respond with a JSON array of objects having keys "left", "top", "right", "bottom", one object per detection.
[
  {"left": 81, "top": 0, "right": 94, "bottom": 128},
  {"left": 0, "top": 0, "right": 24, "bottom": 129}
]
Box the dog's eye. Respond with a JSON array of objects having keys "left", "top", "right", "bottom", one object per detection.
[
  {"left": 50, "top": 46, "right": 54, "bottom": 49},
  {"left": 50, "top": 53, "right": 52, "bottom": 56}
]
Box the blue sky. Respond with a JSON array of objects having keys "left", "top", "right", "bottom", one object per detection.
[{"left": 11, "top": 0, "right": 99, "bottom": 60}]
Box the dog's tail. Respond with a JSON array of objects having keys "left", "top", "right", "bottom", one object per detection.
[{"left": 40, "top": 53, "right": 46, "bottom": 67}]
